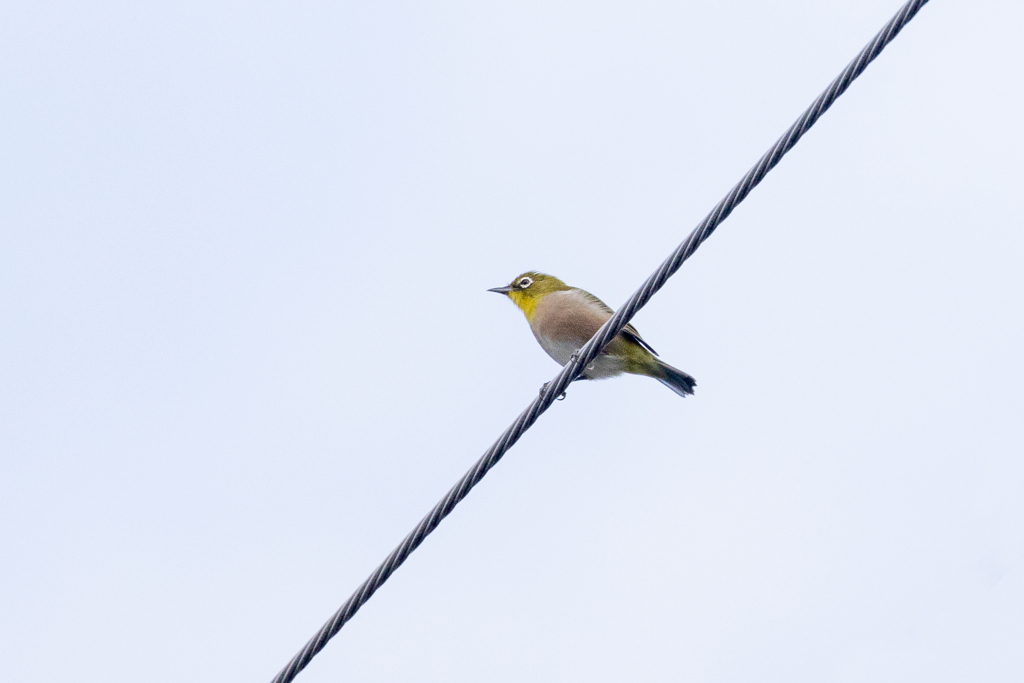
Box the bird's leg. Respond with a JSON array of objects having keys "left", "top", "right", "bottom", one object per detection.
[
  {"left": 540, "top": 352, "right": 588, "bottom": 401},
  {"left": 567, "top": 351, "right": 596, "bottom": 376},
  {"left": 540, "top": 381, "right": 568, "bottom": 401},
  {"left": 567, "top": 352, "right": 590, "bottom": 383}
]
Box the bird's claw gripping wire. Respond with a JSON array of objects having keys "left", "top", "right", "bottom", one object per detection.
[
  {"left": 540, "top": 381, "right": 567, "bottom": 401},
  {"left": 569, "top": 352, "right": 596, "bottom": 373},
  {"left": 540, "top": 352, "right": 588, "bottom": 400}
]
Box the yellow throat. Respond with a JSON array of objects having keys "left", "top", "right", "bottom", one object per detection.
[{"left": 508, "top": 288, "right": 543, "bottom": 322}]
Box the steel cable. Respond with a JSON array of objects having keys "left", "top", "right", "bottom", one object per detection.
[{"left": 270, "top": 1, "right": 930, "bottom": 680}]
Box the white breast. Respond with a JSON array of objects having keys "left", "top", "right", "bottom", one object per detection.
[{"left": 536, "top": 334, "right": 579, "bottom": 366}]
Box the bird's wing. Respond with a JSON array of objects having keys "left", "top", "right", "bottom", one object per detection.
[
  {"left": 572, "top": 288, "right": 660, "bottom": 357},
  {"left": 622, "top": 326, "right": 659, "bottom": 356}
]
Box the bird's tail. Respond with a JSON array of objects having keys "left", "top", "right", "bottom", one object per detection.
[{"left": 655, "top": 361, "right": 697, "bottom": 397}]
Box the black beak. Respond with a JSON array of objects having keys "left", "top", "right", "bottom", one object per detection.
[{"left": 487, "top": 286, "right": 513, "bottom": 295}]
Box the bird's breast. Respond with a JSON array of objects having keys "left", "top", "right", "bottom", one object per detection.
[
  {"left": 534, "top": 333, "right": 580, "bottom": 366},
  {"left": 529, "top": 290, "right": 625, "bottom": 379}
]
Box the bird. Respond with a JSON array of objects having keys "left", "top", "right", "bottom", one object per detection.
[{"left": 488, "top": 271, "right": 696, "bottom": 397}]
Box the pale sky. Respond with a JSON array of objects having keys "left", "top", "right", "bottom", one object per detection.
[{"left": 2, "top": 1, "right": 1023, "bottom": 681}]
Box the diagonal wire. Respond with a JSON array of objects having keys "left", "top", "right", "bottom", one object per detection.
[{"left": 269, "top": 1, "right": 930, "bottom": 680}]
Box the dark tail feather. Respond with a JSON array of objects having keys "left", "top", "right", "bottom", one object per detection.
[{"left": 656, "top": 361, "right": 696, "bottom": 397}]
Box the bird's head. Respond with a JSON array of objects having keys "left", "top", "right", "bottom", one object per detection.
[{"left": 488, "top": 271, "right": 569, "bottom": 318}]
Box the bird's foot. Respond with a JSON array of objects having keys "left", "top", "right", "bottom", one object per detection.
[
  {"left": 568, "top": 352, "right": 595, "bottom": 374},
  {"left": 540, "top": 382, "right": 567, "bottom": 401}
]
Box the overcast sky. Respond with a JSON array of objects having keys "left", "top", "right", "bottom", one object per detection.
[{"left": 3, "top": 1, "right": 1023, "bottom": 681}]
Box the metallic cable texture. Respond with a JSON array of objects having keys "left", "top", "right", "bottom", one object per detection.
[{"left": 270, "top": 1, "right": 929, "bottom": 680}]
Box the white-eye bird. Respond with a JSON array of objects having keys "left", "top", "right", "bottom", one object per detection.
[{"left": 489, "top": 271, "right": 696, "bottom": 397}]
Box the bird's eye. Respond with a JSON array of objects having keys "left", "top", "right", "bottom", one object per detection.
[{"left": 519, "top": 277, "right": 533, "bottom": 289}]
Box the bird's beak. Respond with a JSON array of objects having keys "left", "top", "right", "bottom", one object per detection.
[{"left": 487, "top": 285, "right": 513, "bottom": 295}]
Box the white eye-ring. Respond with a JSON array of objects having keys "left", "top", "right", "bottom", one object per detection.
[{"left": 518, "top": 277, "right": 533, "bottom": 289}]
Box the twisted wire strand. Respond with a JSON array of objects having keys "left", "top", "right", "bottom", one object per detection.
[{"left": 270, "top": 1, "right": 929, "bottom": 680}]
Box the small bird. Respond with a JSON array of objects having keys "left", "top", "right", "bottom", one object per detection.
[{"left": 489, "top": 271, "right": 696, "bottom": 397}]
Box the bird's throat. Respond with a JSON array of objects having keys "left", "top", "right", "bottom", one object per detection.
[{"left": 508, "top": 290, "right": 540, "bottom": 322}]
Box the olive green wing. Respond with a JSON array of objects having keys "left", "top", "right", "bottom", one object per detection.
[{"left": 573, "top": 288, "right": 659, "bottom": 357}]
